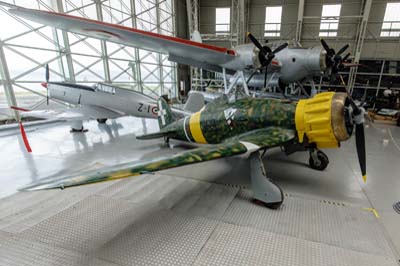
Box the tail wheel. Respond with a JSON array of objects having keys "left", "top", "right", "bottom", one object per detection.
[{"left": 309, "top": 150, "right": 329, "bottom": 171}]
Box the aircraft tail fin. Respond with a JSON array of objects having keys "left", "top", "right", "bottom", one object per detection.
[
  {"left": 190, "top": 30, "right": 202, "bottom": 43},
  {"left": 157, "top": 97, "right": 176, "bottom": 129},
  {"left": 184, "top": 91, "right": 204, "bottom": 113}
]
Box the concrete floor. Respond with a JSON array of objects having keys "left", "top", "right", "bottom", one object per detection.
[{"left": 0, "top": 116, "right": 400, "bottom": 265}]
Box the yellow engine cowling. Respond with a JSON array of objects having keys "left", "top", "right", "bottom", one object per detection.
[{"left": 295, "top": 92, "right": 352, "bottom": 148}]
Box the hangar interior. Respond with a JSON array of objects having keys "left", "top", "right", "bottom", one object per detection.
[{"left": 1, "top": 0, "right": 400, "bottom": 265}]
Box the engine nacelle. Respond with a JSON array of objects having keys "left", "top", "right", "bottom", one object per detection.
[
  {"left": 221, "top": 44, "right": 262, "bottom": 70},
  {"left": 277, "top": 47, "right": 327, "bottom": 83},
  {"left": 295, "top": 92, "right": 353, "bottom": 148}
]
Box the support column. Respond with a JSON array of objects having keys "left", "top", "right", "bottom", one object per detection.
[
  {"left": 186, "top": 0, "right": 201, "bottom": 91},
  {"left": 156, "top": 0, "right": 164, "bottom": 96},
  {"left": 95, "top": 0, "right": 111, "bottom": 83},
  {"left": 295, "top": 0, "right": 305, "bottom": 44},
  {"left": 347, "top": 0, "right": 372, "bottom": 94},
  {"left": 0, "top": 41, "right": 19, "bottom": 120},
  {"left": 55, "top": 0, "right": 75, "bottom": 82},
  {"left": 231, "top": 0, "right": 245, "bottom": 47},
  {"left": 130, "top": 0, "right": 143, "bottom": 93}
]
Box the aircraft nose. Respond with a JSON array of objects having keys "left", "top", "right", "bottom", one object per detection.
[{"left": 41, "top": 82, "right": 48, "bottom": 88}]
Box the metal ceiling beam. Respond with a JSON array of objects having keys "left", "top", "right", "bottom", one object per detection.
[
  {"left": 55, "top": 0, "right": 76, "bottom": 82},
  {"left": 347, "top": 0, "right": 373, "bottom": 94},
  {"left": 130, "top": 0, "right": 144, "bottom": 93},
  {"left": 295, "top": 0, "right": 305, "bottom": 44},
  {"left": 186, "top": 0, "right": 201, "bottom": 91},
  {"left": 95, "top": 0, "right": 111, "bottom": 83},
  {"left": 0, "top": 41, "right": 19, "bottom": 120}
]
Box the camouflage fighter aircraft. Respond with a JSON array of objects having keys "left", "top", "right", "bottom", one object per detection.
[{"left": 22, "top": 91, "right": 367, "bottom": 209}]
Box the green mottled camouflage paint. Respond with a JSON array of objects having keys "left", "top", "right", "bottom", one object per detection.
[
  {"left": 21, "top": 142, "right": 249, "bottom": 190},
  {"left": 161, "top": 97, "right": 296, "bottom": 144}
]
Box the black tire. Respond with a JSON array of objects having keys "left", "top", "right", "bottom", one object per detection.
[
  {"left": 253, "top": 199, "right": 283, "bottom": 210},
  {"left": 309, "top": 151, "right": 329, "bottom": 171},
  {"left": 97, "top": 118, "right": 107, "bottom": 124}
]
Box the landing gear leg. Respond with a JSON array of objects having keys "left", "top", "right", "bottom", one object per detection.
[
  {"left": 70, "top": 120, "right": 88, "bottom": 133},
  {"left": 249, "top": 152, "right": 284, "bottom": 209},
  {"left": 309, "top": 148, "right": 329, "bottom": 171},
  {"left": 163, "top": 136, "right": 170, "bottom": 144}
]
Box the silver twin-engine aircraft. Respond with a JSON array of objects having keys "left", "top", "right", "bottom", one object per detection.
[{"left": 2, "top": 3, "right": 355, "bottom": 95}]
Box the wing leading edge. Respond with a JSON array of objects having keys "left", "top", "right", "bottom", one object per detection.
[{"left": 21, "top": 127, "right": 295, "bottom": 191}]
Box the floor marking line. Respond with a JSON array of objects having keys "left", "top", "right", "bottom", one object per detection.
[
  {"left": 388, "top": 128, "right": 400, "bottom": 152},
  {"left": 363, "top": 207, "right": 380, "bottom": 218}
]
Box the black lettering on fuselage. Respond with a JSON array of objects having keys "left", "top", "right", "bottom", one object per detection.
[{"left": 138, "top": 103, "right": 143, "bottom": 112}]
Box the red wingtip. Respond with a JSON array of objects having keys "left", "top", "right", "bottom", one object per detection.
[
  {"left": 41, "top": 82, "right": 48, "bottom": 88},
  {"left": 11, "top": 106, "right": 30, "bottom": 112},
  {"left": 19, "top": 122, "right": 32, "bottom": 153}
]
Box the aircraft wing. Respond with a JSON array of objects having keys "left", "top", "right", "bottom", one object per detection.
[
  {"left": 13, "top": 105, "right": 123, "bottom": 121},
  {"left": 8, "top": 6, "right": 236, "bottom": 73},
  {"left": 20, "top": 127, "right": 295, "bottom": 191}
]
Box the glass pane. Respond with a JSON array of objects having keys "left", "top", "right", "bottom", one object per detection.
[
  {"left": 383, "top": 3, "right": 400, "bottom": 22},
  {"left": 380, "top": 31, "right": 390, "bottom": 37},
  {"left": 329, "top": 23, "right": 339, "bottom": 30},
  {"left": 216, "top": 8, "right": 230, "bottom": 24},
  {"left": 321, "top": 4, "right": 341, "bottom": 17},
  {"left": 382, "top": 22, "right": 391, "bottom": 29},
  {"left": 265, "top": 6, "right": 282, "bottom": 24}
]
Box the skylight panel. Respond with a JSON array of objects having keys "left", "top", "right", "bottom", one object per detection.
[
  {"left": 215, "top": 8, "right": 230, "bottom": 35},
  {"left": 319, "top": 4, "right": 341, "bottom": 37},
  {"left": 381, "top": 2, "right": 400, "bottom": 37},
  {"left": 264, "top": 6, "right": 282, "bottom": 37}
]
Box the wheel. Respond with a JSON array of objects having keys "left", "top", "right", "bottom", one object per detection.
[
  {"left": 253, "top": 199, "right": 283, "bottom": 210},
  {"left": 309, "top": 150, "right": 329, "bottom": 171},
  {"left": 97, "top": 118, "right": 107, "bottom": 124}
]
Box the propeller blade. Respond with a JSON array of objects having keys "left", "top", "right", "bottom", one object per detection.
[
  {"left": 355, "top": 123, "right": 367, "bottom": 182},
  {"left": 342, "top": 52, "right": 351, "bottom": 61},
  {"left": 272, "top": 42, "right": 288, "bottom": 54},
  {"left": 247, "top": 32, "right": 264, "bottom": 52},
  {"left": 320, "top": 39, "right": 331, "bottom": 54},
  {"left": 337, "top": 44, "right": 349, "bottom": 56},
  {"left": 19, "top": 122, "right": 32, "bottom": 153}
]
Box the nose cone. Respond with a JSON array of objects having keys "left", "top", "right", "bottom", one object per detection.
[{"left": 41, "top": 82, "right": 48, "bottom": 88}]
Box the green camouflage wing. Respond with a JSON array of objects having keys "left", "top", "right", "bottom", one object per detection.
[
  {"left": 20, "top": 142, "right": 249, "bottom": 191},
  {"left": 20, "top": 127, "right": 295, "bottom": 191}
]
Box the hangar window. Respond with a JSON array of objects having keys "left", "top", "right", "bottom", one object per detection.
[
  {"left": 381, "top": 3, "right": 400, "bottom": 37},
  {"left": 215, "top": 8, "right": 230, "bottom": 35},
  {"left": 264, "top": 6, "right": 282, "bottom": 37},
  {"left": 319, "top": 4, "right": 341, "bottom": 37}
]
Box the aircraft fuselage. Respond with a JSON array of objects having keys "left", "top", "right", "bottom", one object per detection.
[{"left": 46, "top": 82, "right": 158, "bottom": 119}]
